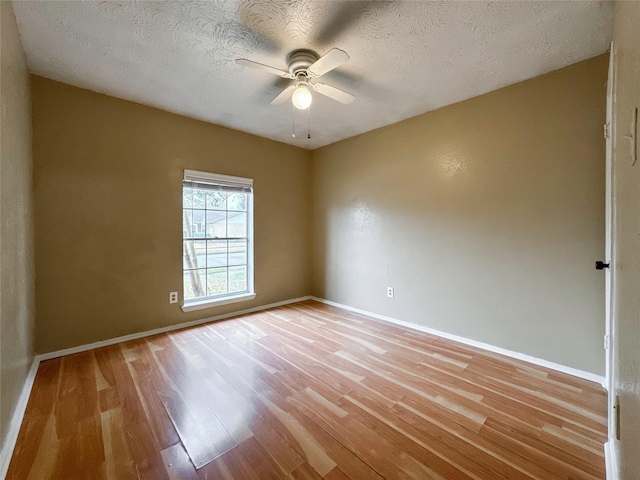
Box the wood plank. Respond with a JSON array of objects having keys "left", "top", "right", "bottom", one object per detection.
[
  {"left": 101, "top": 408, "right": 137, "bottom": 480},
  {"left": 99, "top": 387, "right": 120, "bottom": 413},
  {"left": 128, "top": 359, "right": 180, "bottom": 449},
  {"left": 290, "top": 463, "right": 323, "bottom": 479},
  {"left": 150, "top": 345, "right": 237, "bottom": 468},
  {"left": 105, "top": 344, "right": 170, "bottom": 480},
  {"left": 391, "top": 399, "right": 563, "bottom": 480},
  {"left": 250, "top": 415, "right": 305, "bottom": 475},
  {"left": 160, "top": 443, "right": 200, "bottom": 480}
]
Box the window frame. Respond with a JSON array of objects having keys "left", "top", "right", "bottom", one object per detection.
[{"left": 181, "top": 169, "right": 255, "bottom": 312}]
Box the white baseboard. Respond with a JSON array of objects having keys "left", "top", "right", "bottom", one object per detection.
[
  {"left": 0, "top": 358, "right": 40, "bottom": 480},
  {"left": 36, "top": 295, "right": 312, "bottom": 362},
  {"left": 311, "top": 296, "right": 605, "bottom": 385},
  {"left": 605, "top": 440, "right": 619, "bottom": 480}
]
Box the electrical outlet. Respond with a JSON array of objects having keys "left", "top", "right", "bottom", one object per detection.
[
  {"left": 169, "top": 291, "right": 179, "bottom": 304},
  {"left": 387, "top": 287, "right": 394, "bottom": 298}
]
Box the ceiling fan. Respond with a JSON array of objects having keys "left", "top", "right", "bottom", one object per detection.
[{"left": 236, "top": 48, "right": 356, "bottom": 110}]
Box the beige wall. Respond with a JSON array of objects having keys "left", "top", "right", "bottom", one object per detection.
[
  {"left": 311, "top": 54, "right": 608, "bottom": 375},
  {"left": 611, "top": 2, "right": 640, "bottom": 477},
  {"left": 0, "top": 0, "right": 35, "bottom": 457},
  {"left": 32, "top": 77, "right": 311, "bottom": 354}
]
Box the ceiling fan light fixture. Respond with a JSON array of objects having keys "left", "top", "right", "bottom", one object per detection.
[
  {"left": 292, "top": 83, "right": 312, "bottom": 110},
  {"left": 238, "top": 48, "right": 354, "bottom": 110}
]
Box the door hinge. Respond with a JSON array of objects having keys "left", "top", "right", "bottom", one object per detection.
[
  {"left": 604, "top": 334, "right": 610, "bottom": 350},
  {"left": 604, "top": 122, "right": 611, "bottom": 139},
  {"left": 614, "top": 395, "right": 621, "bottom": 440}
]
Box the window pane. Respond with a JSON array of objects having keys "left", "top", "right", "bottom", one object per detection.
[
  {"left": 184, "top": 271, "right": 195, "bottom": 300},
  {"left": 206, "top": 210, "right": 226, "bottom": 238},
  {"left": 227, "top": 193, "right": 247, "bottom": 211},
  {"left": 182, "top": 210, "right": 193, "bottom": 238},
  {"left": 186, "top": 210, "right": 205, "bottom": 239},
  {"left": 206, "top": 191, "right": 226, "bottom": 210},
  {"left": 183, "top": 241, "right": 194, "bottom": 269},
  {"left": 184, "top": 269, "right": 206, "bottom": 300},
  {"left": 191, "top": 240, "right": 206, "bottom": 269},
  {"left": 228, "top": 239, "right": 246, "bottom": 266},
  {"left": 229, "top": 265, "right": 247, "bottom": 293},
  {"left": 192, "top": 189, "right": 205, "bottom": 208},
  {"left": 207, "top": 240, "right": 227, "bottom": 267},
  {"left": 183, "top": 187, "right": 193, "bottom": 208},
  {"left": 207, "top": 267, "right": 228, "bottom": 296},
  {"left": 227, "top": 212, "right": 247, "bottom": 237}
]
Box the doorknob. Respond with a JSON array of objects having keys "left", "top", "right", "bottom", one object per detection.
[{"left": 595, "top": 261, "right": 610, "bottom": 270}]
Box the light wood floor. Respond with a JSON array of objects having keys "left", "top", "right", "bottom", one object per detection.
[{"left": 7, "top": 300, "right": 607, "bottom": 479}]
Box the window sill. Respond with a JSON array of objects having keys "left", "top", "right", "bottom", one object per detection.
[{"left": 181, "top": 292, "right": 256, "bottom": 312}]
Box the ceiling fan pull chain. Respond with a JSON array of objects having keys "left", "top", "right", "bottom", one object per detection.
[{"left": 307, "top": 104, "right": 311, "bottom": 140}]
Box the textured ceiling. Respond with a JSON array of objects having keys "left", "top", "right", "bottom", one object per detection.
[{"left": 13, "top": 1, "right": 612, "bottom": 150}]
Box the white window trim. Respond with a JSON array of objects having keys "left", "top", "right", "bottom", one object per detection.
[
  {"left": 182, "top": 169, "right": 255, "bottom": 311},
  {"left": 181, "top": 292, "right": 257, "bottom": 312}
]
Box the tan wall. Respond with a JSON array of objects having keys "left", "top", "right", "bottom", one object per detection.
[
  {"left": 311, "top": 54, "right": 608, "bottom": 375},
  {"left": 32, "top": 77, "right": 311, "bottom": 354},
  {"left": 611, "top": 2, "right": 640, "bottom": 477},
  {"left": 0, "top": 1, "right": 35, "bottom": 455}
]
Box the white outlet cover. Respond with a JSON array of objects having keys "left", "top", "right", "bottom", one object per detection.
[{"left": 169, "top": 291, "right": 179, "bottom": 304}]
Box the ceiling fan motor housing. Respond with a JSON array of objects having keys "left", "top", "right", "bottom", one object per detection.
[{"left": 287, "top": 49, "right": 319, "bottom": 76}]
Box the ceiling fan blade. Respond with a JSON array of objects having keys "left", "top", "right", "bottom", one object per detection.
[
  {"left": 307, "top": 48, "right": 350, "bottom": 78},
  {"left": 270, "top": 85, "right": 296, "bottom": 105},
  {"left": 236, "top": 59, "right": 294, "bottom": 79},
  {"left": 312, "top": 82, "right": 355, "bottom": 105}
]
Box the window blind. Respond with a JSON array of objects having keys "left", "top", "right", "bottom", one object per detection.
[{"left": 184, "top": 170, "right": 253, "bottom": 193}]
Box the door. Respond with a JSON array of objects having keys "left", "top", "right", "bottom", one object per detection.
[{"left": 604, "top": 42, "right": 615, "bottom": 436}]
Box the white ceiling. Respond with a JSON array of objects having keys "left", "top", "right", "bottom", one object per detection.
[{"left": 13, "top": 1, "right": 612, "bottom": 150}]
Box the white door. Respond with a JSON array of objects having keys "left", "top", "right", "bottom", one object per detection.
[{"left": 604, "top": 43, "right": 615, "bottom": 436}]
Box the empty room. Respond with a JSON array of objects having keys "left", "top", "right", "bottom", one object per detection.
[{"left": 1, "top": 1, "right": 639, "bottom": 479}]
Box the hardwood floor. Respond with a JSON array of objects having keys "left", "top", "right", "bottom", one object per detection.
[{"left": 7, "top": 300, "right": 607, "bottom": 479}]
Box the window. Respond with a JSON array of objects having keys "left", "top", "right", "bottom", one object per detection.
[{"left": 182, "top": 170, "right": 255, "bottom": 311}]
